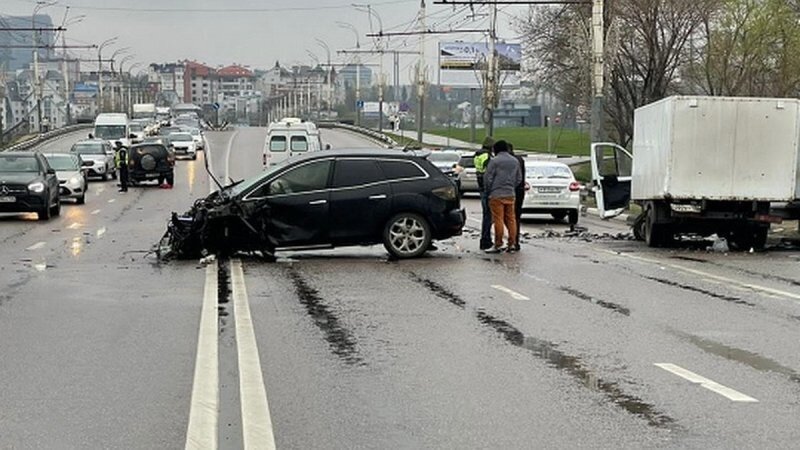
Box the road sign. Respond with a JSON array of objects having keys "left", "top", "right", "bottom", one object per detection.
[
  {"left": 212, "top": 102, "right": 220, "bottom": 110},
  {"left": 356, "top": 100, "right": 364, "bottom": 110}
]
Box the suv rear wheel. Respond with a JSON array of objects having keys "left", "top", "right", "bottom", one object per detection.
[{"left": 383, "top": 212, "right": 432, "bottom": 259}]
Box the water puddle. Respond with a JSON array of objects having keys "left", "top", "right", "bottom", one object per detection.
[
  {"left": 676, "top": 332, "right": 800, "bottom": 384},
  {"left": 410, "top": 273, "right": 466, "bottom": 308},
  {"left": 644, "top": 276, "right": 755, "bottom": 307},
  {"left": 476, "top": 310, "right": 674, "bottom": 428},
  {"left": 559, "top": 287, "right": 631, "bottom": 316},
  {"left": 287, "top": 268, "right": 364, "bottom": 366}
]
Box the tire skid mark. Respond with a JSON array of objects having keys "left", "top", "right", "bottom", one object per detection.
[
  {"left": 409, "top": 272, "right": 466, "bottom": 308},
  {"left": 286, "top": 267, "right": 364, "bottom": 366},
  {"left": 559, "top": 287, "right": 631, "bottom": 316},
  {"left": 643, "top": 276, "right": 756, "bottom": 307},
  {"left": 476, "top": 310, "right": 676, "bottom": 429}
]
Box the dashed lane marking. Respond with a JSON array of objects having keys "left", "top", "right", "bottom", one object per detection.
[
  {"left": 599, "top": 249, "right": 800, "bottom": 304},
  {"left": 26, "top": 241, "right": 46, "bottom": 251},
  {"left": 185, "top": 262, "right": 219, "bottom": 450},
  {"left": 492, "top": 284, "right": 531, "bottom": 301},
  {"left": 231, "top": 259, "right": 276, "bottom": 449},
  {"left": 67, "top": 222, "right": 81, "bottom": 230},
  {"left": 90, "top": 209, "right": 101, "bottom": 215},
  {"left": 96, "top": 228, "right": 106, "bottom": 238},
  {"left": 655, "top": 363, "right": 759, "bottom": 402},
  {"left": 108, "top": 199, "right": 116, "bottom": 203}
]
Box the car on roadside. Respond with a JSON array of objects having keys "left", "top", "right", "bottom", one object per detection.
[
  {"left": 458, "top": 153, "right": 479, "bottom": 194},
  {"left": 70, "top": 139, "right": 117, "bottom": 181},
  {"left": 129, "top": 142, "right": 175, "bottom": 186},
  {"left": 168, "top": 132, "right": 197, "bottom": 160},
  {"left": 0, "top": 152, "right": 61, "bottom": 220},
  {"left": 188, "top": 127, "right": 205, "bottom": 150},
  {"left": 521, "top": 160, "right": 582, "bottom": 224},
  {"left": 165, "top": 149, "right": 466, "bottom": 259},
  {"left": 42, "top": 153, "right": 89, "bottom": 204},
  {"left": 427, "top": 150, "right": 463, "bottom": 189}
]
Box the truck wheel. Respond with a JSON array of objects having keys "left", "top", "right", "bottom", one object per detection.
[
  {"left": 645, "top": 203, "right": 673, "bottom": 248},
  {"left": 731, "top": 224, "right": 769, "bottom": 250}
]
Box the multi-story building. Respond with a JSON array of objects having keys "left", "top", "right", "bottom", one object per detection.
[
  {"left": 184, "top": 61, "right": 218, "bottom": 105},
  {"left": 148, "top": 63, "right": 185, "bottom": 104},
  {"left": 218, "top": 65, "right": 255, "bottom": 98}
]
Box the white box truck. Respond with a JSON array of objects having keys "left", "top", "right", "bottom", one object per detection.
[
  {"left": 132, "top": 103, "right": 156, "bottom": 120},
  {"left": 591, "top": 96, "right": 800, "bottom": 249}
]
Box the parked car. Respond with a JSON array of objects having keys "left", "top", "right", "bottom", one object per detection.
[
  {"left": 427, "top": 150, "right": 463, "bottom": 189},
  {"left": 129, "top": 143, "right": 175, "bottom": 186},
  {"left": 521, "top": 160, "right": 581, "bottom": 224},
  {"left": 189, "top": 128, "right": 205, "bottom": 150},
  {"left": 42, "top": 153, "right": 89, "bottom": 204},
  {"left": 168, "top": 132, "right": 197, "bottom": 159},
  {"left": 0, "top": 152, "right": 61, "bottom": 220},
  {"left": 70, "top": 139, "right": 117, "bottom": 181},
  {"left": 458, "top": 153, "right": 479, "bottom": 194},
  {"left": 163, "top": 149, "right": 466, "bottom": 259}
]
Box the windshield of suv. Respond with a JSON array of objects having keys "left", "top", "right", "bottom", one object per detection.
[
  {"left": 94, "top": 125, "right": 126, "bottom": 140},
  {"left": 0, "top": 155, "right": 39, "bottom": 173},
  {"left": 72, "top": 143, "right": 106, "bottom": 155},
  {"left": 44, "top": 155, "right": 80, "bottom": 171}
]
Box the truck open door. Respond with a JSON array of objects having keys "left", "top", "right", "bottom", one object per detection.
[{"left": 590, "top": 143, "right": 633, "bottom": 218}]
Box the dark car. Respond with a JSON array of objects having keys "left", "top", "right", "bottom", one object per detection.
[
  {"left": 0, "top": 152, "right": 61, "bottom": 220},
  {"left": 163, "top": 149, "right": 466, "bottom": 259},
  {"left": 129, "top": 143, "right": 175, "bottom": 186}
]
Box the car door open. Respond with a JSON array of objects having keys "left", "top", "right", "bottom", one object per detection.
[{"left": 590, "top": 143, "right": 633, "bottom": 218}]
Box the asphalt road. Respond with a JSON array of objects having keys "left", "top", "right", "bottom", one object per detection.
[{"left": 1, "top": 127, "right": 800, "bottom": 448}]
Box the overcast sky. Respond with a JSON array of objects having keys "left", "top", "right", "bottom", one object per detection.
[{"left": 5, "top": 0, "right": 527, "bottom": 83}]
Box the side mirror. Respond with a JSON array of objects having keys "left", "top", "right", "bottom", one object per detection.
[
  {"left": 47, "top": 168, "right": 56, "bottom": 175},
  {"left": 129, "top": 134, "right": 137, "bottom": 139}
]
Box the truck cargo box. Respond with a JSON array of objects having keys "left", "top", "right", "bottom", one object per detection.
[{"left": 632, "top": 96, "right": 800, "bottom": 202}]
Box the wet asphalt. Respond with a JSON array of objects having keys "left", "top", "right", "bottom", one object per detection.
[{"left": 1, "top": 127, "right": 800, "bottom": 448}]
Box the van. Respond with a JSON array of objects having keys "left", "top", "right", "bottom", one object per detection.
[
  {"left": 262, "top": 119, "right": 322, "bottom": 168},
  {"left": 93, "top": 113, "right": 133, "bottom": 148}
]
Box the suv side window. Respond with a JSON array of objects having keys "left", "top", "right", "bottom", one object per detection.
[
  {"left": 251, "top": 159, "right": 332, "bottom": 197},
  {"left": 377, "top": 160, "right": 427, "bottom": 181},
  {"left": 331, "top": 159, "right": 385, "bottom": 188}
]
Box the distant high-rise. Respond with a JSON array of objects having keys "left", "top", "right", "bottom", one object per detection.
[{"left": 0, "top": 14, "right": 56, "bottom": 71}]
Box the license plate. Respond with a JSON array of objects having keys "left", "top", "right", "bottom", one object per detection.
[
  {"left": 0, "top": 196, "right": 16, "bottom": 203},
  {"left": 537, "top": 187, "right": 561, "bottom": 193}
]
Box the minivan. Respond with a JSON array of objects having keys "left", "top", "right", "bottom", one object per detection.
[
  {"left": 262, "top": 119, "right": 322, "bottom": 168},
  {"left": 93, "top": 113, "right": 133, "bottom": 148}
]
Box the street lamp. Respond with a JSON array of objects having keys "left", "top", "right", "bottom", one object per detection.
[
  {"left": 97, "top": 37, "right": 118, "bottom": 114},
  {"left": 125, "top": 62, "right": 142, "bottom": 115},
  {"left": 32, "top": 1, "right": 57, "bottom": 133},
  {"left": 316, "top": 38, "right": 332, "bottom": 119},
  {"left": 108, "top": 47, "right": 131, "bottom": 111},
  {"left": 337, "top": 21, "right": 363, "bottom": 126},
  {"left": 354, "top": 5, "right": 386, "bottom": 132},
  {"left": 119, "top": 55, "right": 135, "bottom": 113}
]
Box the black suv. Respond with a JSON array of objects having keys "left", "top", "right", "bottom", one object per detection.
[
  {"left": 168, "top": 150, "right": 466, "bottom": 259},
  {"left": 0, "top": 152, "right": 61, "bottom": 220},
  {"left": 129, "top": 143, "right": 176, "bottom": 186}
]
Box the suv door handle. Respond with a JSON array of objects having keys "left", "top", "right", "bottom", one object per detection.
[
  {"left": 369, "top": 194, "right": 387, "bottom": 200},
  {"left": 309, "top": 199, "right": 327, "bottom": 205}
]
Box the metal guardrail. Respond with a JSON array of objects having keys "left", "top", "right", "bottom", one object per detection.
[
  {"left": 317, "top": 122, "right": 398, "bottom": 148},
  {"left": 1, "top": 124, "right": 92, "bottom": 152}
]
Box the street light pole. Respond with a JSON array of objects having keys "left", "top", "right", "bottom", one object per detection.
[
  {"left": 119, "top": 55, "right": 135, "bottom": 113},
  {"left": 337, "top": 22, "right": 361, "bottom": 126},
  {"left": 97, "top": 37, "right": 118, "bottom": 115},
  {"left": 590, "top": 0, "right": 606, "bottom": 142},
  {"left": 316, "top": 39, "right": 332, "bottom": 119},
  {"left": 32, "top": 1, "right": 55, "bottom": 133}
]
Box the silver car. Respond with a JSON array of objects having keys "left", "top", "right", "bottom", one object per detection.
[
  {"left": 43, "top": 153, "right": 89, "bottom": 204},
  {"left": 521, "top": 160, "right": 582, "bottom": 224},
  {"left": 70, "top": 139, "right": 117, "bottom": 181}
]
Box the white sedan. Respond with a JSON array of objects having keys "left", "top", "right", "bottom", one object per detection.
[{"left": 520, "top": 160, "right": 582, "bottom": 224}]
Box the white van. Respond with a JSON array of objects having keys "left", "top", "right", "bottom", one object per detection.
[
  {"left": 93, "top": 113, "right": 132, "bottom": 148},
  {"left": 262, "top": 119, "right": 322, "bottom": 168}
]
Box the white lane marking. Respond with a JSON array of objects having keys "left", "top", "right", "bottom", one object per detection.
[
  {"left": 108, "top": 198, "right": 116, "bottom": 204},
  {"left": 67, "top": 222, "right": 81, "bottom": 230},
  {"left": 96, "top": 227, "right": 106, "bottom": 238},
  {"left": 33, "top": 262, "right": 47, "bottom": 272},
  {"left": 599, "top": 249, "right": 800, "bottom": 303},
  {"left": 185, "top": 262, "right": 219, "bottom": 450},
  {"left": 655, "top": 363, "right": 758, "bottom": 402},
  {"left": 491, "top": 284, "right": 530, "bottom": 301},
  {"left": 26, "top": 241, "right": 46, "bottom": 251},
  {"left": 231, "top": 260, "right": 276, "bottom": 449},
  {"left": 91, "top": 209, "right": 101, "bottom": 215}
]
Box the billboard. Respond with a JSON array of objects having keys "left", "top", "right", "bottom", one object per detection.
[{"left": 439, "top": 42, "right": 522, "bottom": 88}]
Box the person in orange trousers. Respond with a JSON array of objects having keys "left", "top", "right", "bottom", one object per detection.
[{"left": 483, "top": 140, "right": 522, "bottom": 253}]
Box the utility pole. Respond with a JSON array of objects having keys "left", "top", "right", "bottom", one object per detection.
[
  {"left": 416, "top": 0, "right": 426, "bottom": 143},
  {"left": 591, "top": 0, "right": 605, "bottom": 142},
  {"left": 485, "top": 2, "right": 498, "bottom": 138}
]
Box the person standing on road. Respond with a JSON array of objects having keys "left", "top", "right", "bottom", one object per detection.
[
  {"left": 509, "top": 144, "right": 527, "bottom": 251},
  {"left": 475, "top": 136, "right": 495, "bottom": 250},
  {"left": 114, "top": 141, "right": 129, "bottom": 193},
  {"left": 484, "top": 140, "right": 522, "bottom": 253}
]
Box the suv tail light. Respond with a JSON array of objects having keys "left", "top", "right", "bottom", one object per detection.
[
  {"left": 432, "top": 185, "right": 457, "bottom": 201},
  {"left": 569, "top": 182, "right": 582, "bottom": 192}
]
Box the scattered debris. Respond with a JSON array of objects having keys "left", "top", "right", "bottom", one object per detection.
[{"left": 707, "top": 234, "right": 730, "bottom": 253}]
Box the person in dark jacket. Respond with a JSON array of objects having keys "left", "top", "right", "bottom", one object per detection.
[
  {"left": 484, "top": 140, "right": 522, "bottom": 253},
  {"left": 114, "top": 141, "right": 129, "bottom": 193},
  {"left": 509, "top": 144, "right": 527, "bottom": 251}
]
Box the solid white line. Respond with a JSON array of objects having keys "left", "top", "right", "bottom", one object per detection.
[
  {"left": 491, "top": 284, "right": 530, "bottom": 301},
  {"left": 90, "top": 209, "right": 101, "bottom": 215},
  {"left": 599, "top": 249, "right": 800, "bottom": 303},
  {"left": 26, "top": 241, "right": 46, "bottom": 251},
  {"left": 654, "top": 363, "right": 759, "bottom": 403},
  {"left": 96, "top": 227, "right": 106, "bottom": 238},
  {"left": 108, "top": 198, "right": 116, "bottom": 203},
  {"left": 67, "top": 222, "right": 80, "bottom": 230},
  {"left": 185, "top": 262, "right": 219, "bottom": 450},
  {"left": 231, "top": 259, "right": 276, "bottom": 449}
]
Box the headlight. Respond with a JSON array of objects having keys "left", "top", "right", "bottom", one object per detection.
[
  {"left": 28, "top": 182, "right": 45, "bottom": 193},
  {"left": 69, "top": 176, "right": 82, "bottom": 186}
]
